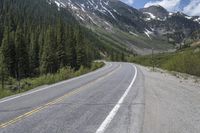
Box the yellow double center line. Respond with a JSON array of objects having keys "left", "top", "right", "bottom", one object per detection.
[{"left": 0, "top": 64, "right": 121, "bottom": 129}]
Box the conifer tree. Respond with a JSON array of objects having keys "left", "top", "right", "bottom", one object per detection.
[
  {"left": 110, "top": 51, "right": 114, "bottom": 61},
  {"left": 40, "top": 27, "right": 57, "bottom": 74},
  {"left": 115, "top": 53, "right": 120, "bottom": 61},
  {"left": 76, "top": 28, "right": 87, "bottom": 68},
  {"left": 15, "top": 26, "right": 29, "bottom": 79},
  {"left": 56, "top": 18, "right": 67, "bottom": 68},
  {"left": 0, "top": 48, "right": 8, "bottom": 89},
  {"left": 1, "top": 26, "right": 16, "bottom": 77},
  {"left": 38, "top": 31, "right": 44, "bottom": 60},
  {"left": 84, "top": 40, "right": 93, "bottom": 67},
  {"left": 69, "top": 41, "right": 77, "bottom": 69},
  {"left": 66, "top": 27, "right": 77, "bottom": 69},
  {"left": 29, "top": 32, "right": 39, "bottom": 76},
  {"left": 121, "top": 52, "right": 125, "bottom": 61}
]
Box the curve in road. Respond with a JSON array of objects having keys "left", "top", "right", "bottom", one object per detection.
[{"left": 0, "top": 62, "right": 145, "bottom": 133}]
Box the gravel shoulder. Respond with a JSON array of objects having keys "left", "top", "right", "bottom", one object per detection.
[{"left": 139, "top": 65, "right": 200, "bottom": 133}]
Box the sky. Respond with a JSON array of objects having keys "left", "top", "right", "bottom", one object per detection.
[{"left": 120, "top": 0, "right": 200, "bottom": 16}]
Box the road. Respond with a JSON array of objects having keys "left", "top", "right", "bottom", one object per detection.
[
  {"left": 0, "top": 62, "right": 145, "bottom": 133},
  {"left": 1, "top": 62, "right": 200, "bottom": 133}
]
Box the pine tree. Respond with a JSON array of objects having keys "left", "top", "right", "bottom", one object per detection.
[
  {"left": 0, "top": 23, "right": 3, "bottom": 47},
  {"left": 67, "top": 27, "right": 77, "bottom": 69},
  {"left": 40, "top": 27, "right": 57, "bottom": 74},
  {"left": 15, "top": 26, "right": 29, "bottom": 79},
  {"left": 69, "top": 41, "right": 77, "bottom": 69},
  {"left": 56, "top": 18, "right": 67, "bottom": 68},
  {"left": 114, "top": 53, "right": 120, "bottom": 61},
  {"left": 29, "top": 32, "right": 39, "bottom": 76},
  {"left": 84, "top": 40, "right": 93, "bottom": 67},
  {"left": 120, "top": 52, "right": 125, "bottom": 61},
  {"left": 38, "top": 31, "right": 44, "bottom": 60},
  {"left": 0, "top": 48, "right": 8, "bottom": 89},
  {"left": 110, "top": 51, "right": 114, "bottom": 61},
  {"left": 1, "top": 26, "right": 16, "bottom": 77},
  {"left": 76, "top": 28, "right": 87, "bottom": 68}
]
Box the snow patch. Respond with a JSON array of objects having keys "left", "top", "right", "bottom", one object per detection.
[
  {"left": 54, "top": 0, "right": 66, "bottom": 9},
  {"left": 194, "top": 17, "right": 200, "bottom": 24},
  {"left": 169, "top": 12, "right": 173, "bottom": 16},
  {"left": 76, "top": 14, "right": 85, "bottom": 21},
  {"left": 144, "top": 29, "right": 153, "bottom": 40},
  {"left": 104, "top": 21, "right": 112, "bottom": 27},
  {"left": 87, "top": 15, "right": 97, "bottom": 25},
  {"left": 185, "top": 16, "right": 192, "bottom": 19},
  {"left": 157, "top": 17, "right": 167, "bottom": 21},
  {"left": 100, "top": 0, "right": 117, "bottom": 20},
  {"left": 104, "top": 1, "right": 109, "bottom": 6},
  {"left": 129, "top": 31, "right": 138, "bottom": 37},
  {"left": 113, "top": 9, "right": 119, "bottom": 15},
  {"left": 144, "top": 12, "right": 156, "bottom": 19}
]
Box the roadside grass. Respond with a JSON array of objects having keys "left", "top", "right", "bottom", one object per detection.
[
  {"left": 0, "top": 62, "right": 105, "bottom": 99},
  {"left": 128, "top": 47, "right": 200, "bottom": 77}
]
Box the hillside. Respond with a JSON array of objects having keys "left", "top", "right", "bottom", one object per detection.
[{"left": 129, "top": 46, "right": 200, "bottom": 76}]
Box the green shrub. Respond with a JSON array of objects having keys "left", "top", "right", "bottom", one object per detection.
[
  {"left": 91, "top": 62, "right": 105, "bottom": 71},
  {"left": 163, "top": 51, "right": 200, "bottom": 76},
  {"left": 130, "top": 48, "right": 200, "bottom": 77},
  {"left": 0, "top": 62, "right": 105, "bottom": 99}
]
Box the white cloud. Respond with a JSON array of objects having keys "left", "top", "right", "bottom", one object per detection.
[
  {"left": 183, "top": 0, "right": 200, "bottom": 16},
  {"left": 121, "top": 0, "right": 134, "bottom": 5},
  {"left": 144, "top": 0, "right": 181, "bottom": 11}
]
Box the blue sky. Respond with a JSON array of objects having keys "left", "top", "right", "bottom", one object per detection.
[{"left": 121, "top": 0, "right": 200, "bottom": 16}]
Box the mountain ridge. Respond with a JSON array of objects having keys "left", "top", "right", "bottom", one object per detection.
[{"left": 50, "top": 0, "right": 200, "bottom": 54}]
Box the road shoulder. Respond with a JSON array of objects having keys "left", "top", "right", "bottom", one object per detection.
[{"left": 139, "top": 65, "right": 200, "bottom": 133}]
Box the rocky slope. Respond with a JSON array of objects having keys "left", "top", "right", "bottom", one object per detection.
[{"left": 140, "top": 5, "right": 200, "bottom": 47}]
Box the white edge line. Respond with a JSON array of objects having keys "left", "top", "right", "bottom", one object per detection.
[
  {"left": 95, "top": 64, "right": 137, "bottom": 133},
  {"left": 0, "top": 63, "right": 112, "bottom": 104}
]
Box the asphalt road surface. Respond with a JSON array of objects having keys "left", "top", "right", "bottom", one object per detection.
[
  {"left": 1, "top": 62, "right": 200, "bottom": 133},
  {"left": 0, "top": 62, "right": 145, "bottom": 133}
]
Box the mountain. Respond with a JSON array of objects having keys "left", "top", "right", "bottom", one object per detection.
[
  {"left": 50, "top": 0, "right": 148, "bottom": 32},
  {"left": 49, "top": 0, "right": 200, "bottom": 54},
  {"left": 140, "top": 5, "right": 169, "bottom": 20},
  {"left": 49, "top": 0, "right": 173, "bottom": 54},
  {"left": 140, "top": 6, "right": 200, "bottom": 30},
  {"left": 1, "top": 0, "right": 199, "bottom": 57},
  {"left": 140, "top": 6, "right": 200, "bottom": 47}
]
